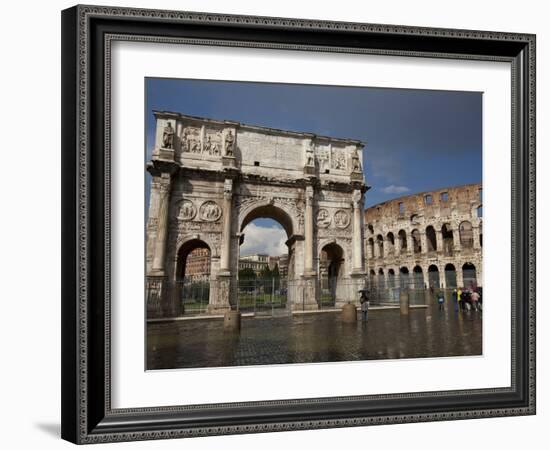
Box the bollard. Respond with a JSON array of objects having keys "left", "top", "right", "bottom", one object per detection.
[
  {"left": 341, "top": 302, "right": 357, "bottom": 323},
  {"left": 400, "top": 290, "right": 410, "bottom": 315},
  {"left": 223, "top": 310, "right": 241, "bottom": 331}
]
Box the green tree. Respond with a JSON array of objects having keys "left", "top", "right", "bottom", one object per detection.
[
  {"left": 259, "top": 264, "right": 272, "bottom": 280},
  {"left": 238, "top": 267, "right": 256, "bottom": 281},
  {"left": 272, "top": 264, "right": 280, "bottom": 290}
]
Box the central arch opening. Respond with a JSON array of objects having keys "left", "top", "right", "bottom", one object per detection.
[{"left": 239, "top": 205, "right": 293, "bottom": 313}]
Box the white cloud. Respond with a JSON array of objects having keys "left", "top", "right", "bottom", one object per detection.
[
  {"left": 240, "top": 223, "right": 287, "bottom": 256},
  {"left": 380, "top": 185, "right": 411, "bottom": 194}
]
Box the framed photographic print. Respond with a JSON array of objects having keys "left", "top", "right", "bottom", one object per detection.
[{"left": 61, "top": 4, "right": 536, "bottom": 444}]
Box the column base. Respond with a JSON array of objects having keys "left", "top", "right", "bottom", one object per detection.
[
  {"left": 291, "top": 275, "right": 319, "bottom": 311},
  {"left": 210, "top": 273, "right": 232, "bottom": 313},
  {"left": 207, "top": 304, "right": 232, "bottom": 315}
]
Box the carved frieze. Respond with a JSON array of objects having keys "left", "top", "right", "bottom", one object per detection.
[
  {"left": 178, "top": 199, "right": 197, "bottom": 221},
  {"left": 331, "top": 147, "right": 347, "bottom": 171},
  {"left": 181, "top": 126, "right": 201, "bottom": 153},
  {"left": 334, "top": 210, "right": 351, "bottom": 229},
  {"left": 316, "top": 208, "right": 331, "bottom": 228},
  {"left": 199, "top": 201, "right": 222, "bottom": 222},
  {"left": 204, "top": 130, "right": 222, "bottom": 156}
]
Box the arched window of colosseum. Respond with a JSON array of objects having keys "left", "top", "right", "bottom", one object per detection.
[
  {"left": 444, "top": 263, "right": 457, "bottom": 288},
  {"left": 426, "top": 225, "right": 437, "bottom": 252},
  {"left": 428, "top": 265, "right": 440, "bottom": 289},
  {"left": 398, "top": 230, "right": 407, "bottom": 253},
  {"left": 413, "top": 265, "right": 424, "bottom": 290},
  {"left": 424, "top": 194, "right": 433, "bottom": 205},
  {"left": 388, "top": 269, "right": 396, "bottom": 288},
  {"left": 477, "top": 205, "right": 483, "bottom": 218},
  {"left": 462, "top": 263, "right": 477, "bottom": 290},
  {"left": 441, "top": 223, "right": 454, "bottom": 255},
  {"left": 386, "top": 232, "right": 395, "bottom": 253},
  {"left": 368, "top": 269, "right": 376, "bottom": 291},
  {"left": 367, "top": 224, "right": 374, "bottom": 234},
  {"left": 377, "top": 268, "right": 385, "bottom": 291},
  {"left": 459, "top": 221, "right": 474, "bottom": 248},
  {"left": 411, "top": 229, "right": 421, "bottom": 253},
  {"left": 367, "top": 237, "right": 375, "bottom": 258},
  {"left": 376, "top": 235, "right": 384, "bottom": 258},
  {"left": 399, "top": 266, "right": 409, "bottom": 289},
  {"left": 440, "top": 191, "right": 449, "bottom": 202},
  {"left": 410, "top": 214, "right": 420, "bottom": 224}
]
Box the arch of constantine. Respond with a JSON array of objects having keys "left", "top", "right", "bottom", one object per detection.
[{"left": 146, "top": 111, "right": 367, "bottom": 316}]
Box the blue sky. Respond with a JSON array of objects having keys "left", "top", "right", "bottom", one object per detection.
[{"left": 146, "top": 78, "right": 481, "bottom": 256}]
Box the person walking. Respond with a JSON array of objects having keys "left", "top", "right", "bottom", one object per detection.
[
  {"left": 360, "top": 289, "right": 370, "bottom": 322},
  {"left": 452, "top": 288, "right": 459, "bottom": 312},
  {"left": 471, "top": 290, "right": 480, "bottom": 311},
  {"left": 437, "top": 291, "right": 445, "bottom": 311},
  {"left": 457, "top": 288, "right": 463, "bottom": 310}
]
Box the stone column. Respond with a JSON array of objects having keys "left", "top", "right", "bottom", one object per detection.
[
  {"left": 395, "top": 235, "right": 402, "bottom": 256},
  {"left": 304, "top": 185, "right": 315, "bottom": 275},
  {"left": 209, "top": 179, "right": 233, "bottom": 314},
  {"left": 435, "top": 229, "right": 444, "bottom": 253},
  {"left": 420, "top": 231, "right": 428, "bottom": 254},
  {"left": 151, "top": 173, "right": 172, "bottom": 274},
  {"left": 452, "top": 224, "right": 462, "bottom": 252},
  {"left": 406, "top": 233, "right": 414, "bottom": 255},
  {"left": 456, "top": 269, "right": 464, "bottom": 288},
  {"left": 352, "top": 189, "right": 365, "bottom": 273},
  {"left": 219, "top": 179, "right": 233, "bottom": 274}
]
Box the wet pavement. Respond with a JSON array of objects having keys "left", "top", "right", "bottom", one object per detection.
[{"left": 146, "top": 305, "right": 482, "bottom": 370}]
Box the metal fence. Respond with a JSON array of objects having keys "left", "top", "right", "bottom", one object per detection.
[
  {"left": 146, "top": 276, "right": 443, "bottom": 319},
  {"left": 237, "top": 278, "right": 288, "bottom": 315}
]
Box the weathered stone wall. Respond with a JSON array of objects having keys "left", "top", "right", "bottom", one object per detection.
[{"left": 364, "top": 183, "right": 482, "bottom": 289}]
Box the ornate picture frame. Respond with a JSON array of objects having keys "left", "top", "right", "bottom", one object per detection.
[{"left": 61, "top": 5, "right": 535, "bottom": 444}]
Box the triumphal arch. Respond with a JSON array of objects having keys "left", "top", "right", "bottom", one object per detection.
[{"left": 146, "top": 111, "right": 367, "bottom": 315}]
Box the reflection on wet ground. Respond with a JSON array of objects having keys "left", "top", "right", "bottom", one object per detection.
[{"left": 146, "top": 305, "right": 482, "bottom": 370}]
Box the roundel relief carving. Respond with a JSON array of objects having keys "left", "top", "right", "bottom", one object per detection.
[
  {"left": 178, "top": 199, "right": 197, "bottom": 221},
  {"left": 316, "top": 208, "right": 331, "bottom": 228},
  {"left": 334, "top": 210, "right": 350, "bottom": 229},
  {"left": 199, "top": 201, "right": 222, "bottom": 222}
]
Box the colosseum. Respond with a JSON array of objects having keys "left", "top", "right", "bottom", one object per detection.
[{"left": 364, "top": 183, "right": 482, "bottom": 303}]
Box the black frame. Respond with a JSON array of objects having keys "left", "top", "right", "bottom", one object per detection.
[{"left": 61, "top": 4, "right": 536, "bottom": 444}]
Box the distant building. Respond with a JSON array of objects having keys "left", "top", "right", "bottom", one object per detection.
[
  {"left": 278, "top": 254, "right": 289, "bottom": 279},
  {"left": 183, "top": 247, "right": 211, "bottom": 281},
  {"left": 268, "top": 256, "right": 280, "bottom": 271},
  {"left": 239, "top": 254, "right": 269, "bottom": 276}
]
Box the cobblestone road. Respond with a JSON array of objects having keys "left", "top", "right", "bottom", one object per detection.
[{"left": 146, "top": 305, "right": 482, "bottom": 370}]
